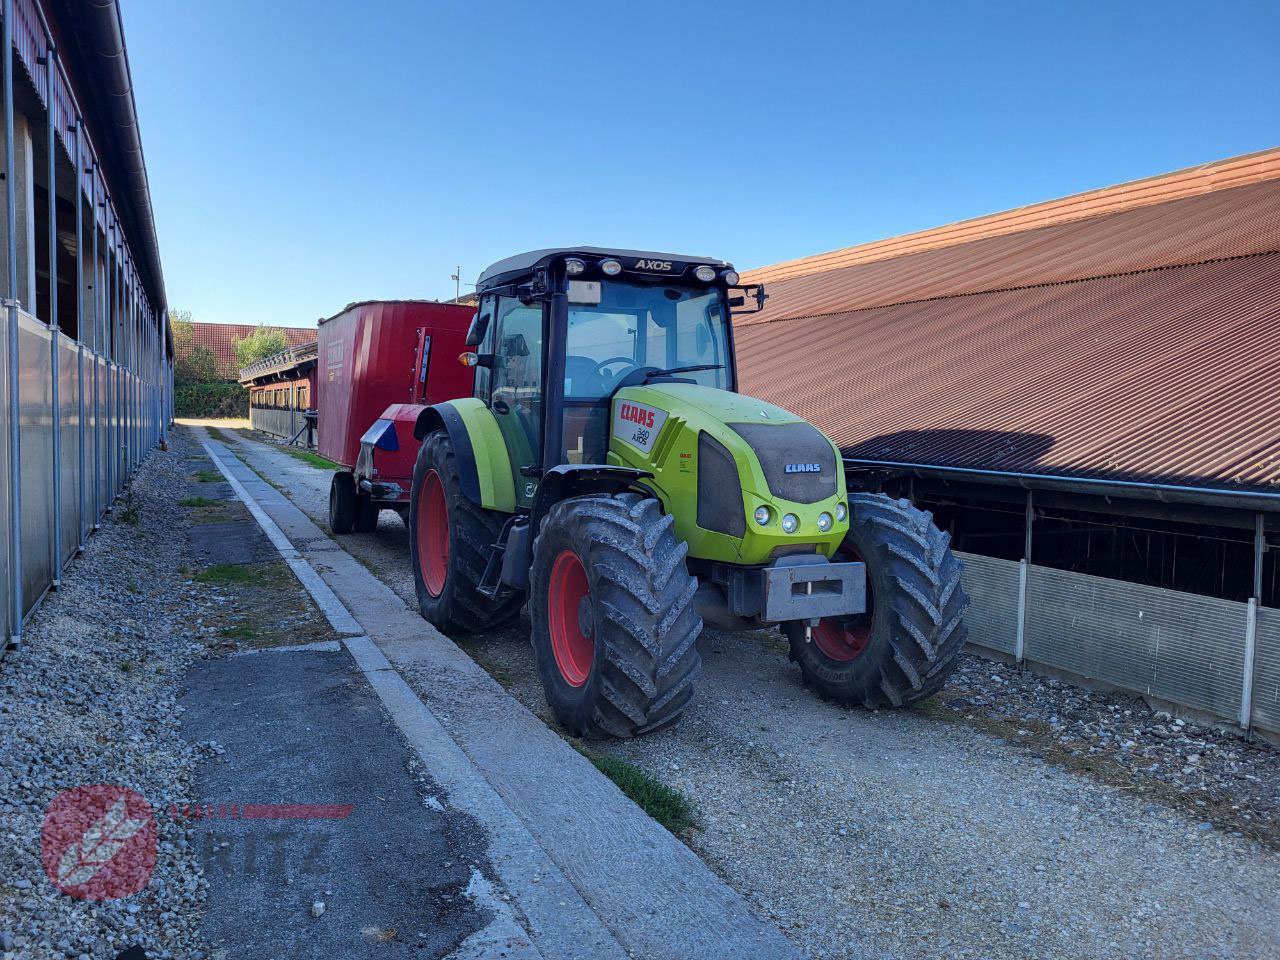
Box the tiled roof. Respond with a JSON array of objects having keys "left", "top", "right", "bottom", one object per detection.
[
  {"left": 736, "top": 149, "right": 1280, "bottom": 491},
  {"left": 185, "top": 323, "right": 317, "bottom": 380}
]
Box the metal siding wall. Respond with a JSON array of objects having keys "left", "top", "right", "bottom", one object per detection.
[
  {"left": 1024, "top": 564, "right": 1247, "bottom": 721},
  {"left": 17, "top": 312, "right": 53, "bottom": 613},
  {"left": 251, "top": 406, "right": 298, "bottom": 440},
  {"left": 1250, "top": 605, "right": 1280, "bottom": 734},
  {"left": 955, "top": 551, "right": 1020, "bottom": 656},
  {"left": 58, "top": 335, "right": 78, "bottom": 564}
]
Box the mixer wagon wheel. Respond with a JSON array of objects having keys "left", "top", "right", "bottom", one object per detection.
[
  {"left": 785, "top": 493, "right": 968, "bottom": 709},
  {"left": 529, "top": 493, "right": 702, "bottom": 739},
  {"left": 329, "top": 471, "right": 358, "bottom": 534},
  {"left": 408, "top": 430, "right": 523, "bottom": 633}
]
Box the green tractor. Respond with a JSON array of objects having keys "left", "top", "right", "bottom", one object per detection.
[{"left": 408, "top": 248, "right": 968, "bottom": 738}]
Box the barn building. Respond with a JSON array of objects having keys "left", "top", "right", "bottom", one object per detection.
[
  {"left": 0, "top": 0, "right": 171, "bottom": 650},
  {"left": 740, "top": 149, "right": 1280, "bottom": 735},
  {"left": 238, "top": 339, "right": 318, "bottom": 443}
]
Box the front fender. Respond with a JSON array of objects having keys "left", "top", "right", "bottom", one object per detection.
[{"left": 413, "top": 399, "right": 516, "bottom": 513}]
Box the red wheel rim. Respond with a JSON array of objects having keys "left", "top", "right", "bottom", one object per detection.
[
  {"left": 547, "top": 549, "right": 594, "bottom": 687},
  {"left": 812, "top": 549, "right": 874, "bottom": 662},
  {"left": 416, "top": 469, "right": 448, "bottom": 597}
]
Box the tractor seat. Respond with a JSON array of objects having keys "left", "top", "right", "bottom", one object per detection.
[{"left": 564, "top": 354, "right": 608, "bottom": 399}]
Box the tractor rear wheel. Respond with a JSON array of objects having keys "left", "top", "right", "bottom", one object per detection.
[
  {"left": 530, "top": 493, "right": 702, "bottom": 739},
  {"left": 408, "top": 430, "right": 523, "bottom": 633},
  {"left": 785, "top": 493, "right": 968, "bottom": 708}
]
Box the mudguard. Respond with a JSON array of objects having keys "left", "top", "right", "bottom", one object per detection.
[{"left": 413, "top": 399, "right": 516, "bottom": 513}]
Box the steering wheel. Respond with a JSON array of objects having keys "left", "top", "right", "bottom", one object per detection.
[{"left": 594, "top": 356, "right": 640, "bottom": 383}]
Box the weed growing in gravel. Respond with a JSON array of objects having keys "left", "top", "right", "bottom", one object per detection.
[
  {"left": 283, "top": 447, "right": 339, "bottom": 471},
  {"left": 117, "top": 489, "right": 142, "bottom": 525},
  {"left": 218, "top": 625, "right": 259, "bottom": 641},
  {"left": 191, "top": 469, "right": 223, "bottom": 483},
  {"left": 194, "top": 563, "right": 265, "bottom": 585},
  {"left": 208, "top": 426, "right": 240, "bottom": 444},
  {"left": 576, "top": 747, "right": 697, "bottom": 834},
  {"left": 179, "top": 496, "right": 217, "bottom": 507}
]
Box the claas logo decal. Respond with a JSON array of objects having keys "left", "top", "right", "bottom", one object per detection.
[{"left": 619, "top": 403, "right": 656, "bottom": 428}]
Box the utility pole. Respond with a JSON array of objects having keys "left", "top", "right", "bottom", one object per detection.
[{"left": 451, "top": 266, "right": 461, "bottom": 301}]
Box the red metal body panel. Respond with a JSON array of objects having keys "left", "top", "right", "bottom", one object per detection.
[
  {"left": 317, "top": 301, "right": 475, "bottom": 470},
  {"left": 363, "top": 402, "right": 431, "bottom": 502}
]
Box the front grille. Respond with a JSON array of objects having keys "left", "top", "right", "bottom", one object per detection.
[
  {"left": 698, "top": 431, "right": 746, "bottom": 537},
  {"left": 730, "top": 421, "right": 837, "bottom": 504}
]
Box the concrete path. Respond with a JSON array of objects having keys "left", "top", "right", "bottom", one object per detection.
[
  {"left": 190, "top": 426, "right": 803, "bottom": 960},
  {"left": 183, "top": 645, "right": 492, "bottom": 958}
]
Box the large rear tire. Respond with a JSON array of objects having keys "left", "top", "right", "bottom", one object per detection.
[
  {"left": 530, "top": 493, "right": 702, "bottom": 739},
  {"left": 408, "top": 430, "right": 524, "bottom": 633},
  {"left": 785, "top": 493, "right": 968, "bottom": 708}
]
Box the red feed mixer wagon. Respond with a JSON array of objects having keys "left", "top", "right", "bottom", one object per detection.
[{"left": 317, "top": 300, "right": 475, "bottom": 532}]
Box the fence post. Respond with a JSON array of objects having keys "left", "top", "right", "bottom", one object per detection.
[
  {"left": 1240, "top": 513, "right": 1265, "bottom": 731},
  {"left": 90, "top": 166, "right": 99, "bottom": 528},
  {"left": 4, "top": 0, "right": 24, "bottom": 649},
  {"left": 1014, "top": 490, "right": 1034, "bottom": 663},
  {"left": 45, "top": 42, "right": 61, "bottom": 587},
  {"left": 74, "top": 118, "right": 85, "bottom": 552}
]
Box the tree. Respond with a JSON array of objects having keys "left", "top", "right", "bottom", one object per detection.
[
  {"left": 234, "top": 326, "right": 289, "bottom": 369},
  {"left": 170, "top": 308, "right": 219, "bottom": 384}
]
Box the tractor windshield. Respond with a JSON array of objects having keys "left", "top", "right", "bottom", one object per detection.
[{"left": 564, "top": 283, "right": 730, "bottom": 400}]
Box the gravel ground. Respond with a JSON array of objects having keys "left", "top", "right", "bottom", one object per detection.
[
  {"left": 0, "top": 428, "right": 340, "bottom": 959},
  {"left": 217, "top": 425, "right": 1280, "bottom": 960},
  {"left": 0, "top": 430, "right": 213, "bottom": 959}
]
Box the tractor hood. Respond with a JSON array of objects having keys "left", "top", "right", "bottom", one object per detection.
[{"left": 607, "top": 382, "right": 848, "bottom": 565}]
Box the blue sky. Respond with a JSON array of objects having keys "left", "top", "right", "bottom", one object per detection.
[{"left": 123, "top": 0, "right": 1280, "bottom": 328}]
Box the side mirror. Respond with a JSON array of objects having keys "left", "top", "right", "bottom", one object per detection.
[
  {"left": 465, "top": 311, "right": 489, "bottom": 347},
  {"left": 727, "top": 283, "right": 767, "bottom": 314}
]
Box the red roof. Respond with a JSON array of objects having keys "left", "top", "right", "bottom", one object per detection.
[
  {"left": 185, "top": 323, "right": 317, "bottom": 380},
  {"left": 737, "top": 149, "right": 1280, "bottom": 491}
]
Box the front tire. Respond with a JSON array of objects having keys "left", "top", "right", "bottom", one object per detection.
[
  {"left": 408, "top": 430, "right": 523, "bottom": 633},
  {"left": 786, "top": 493, "right": 968, "bottom": 708},
  {"left": 530, "top": 493, "right": 702, "bottom": 739}
]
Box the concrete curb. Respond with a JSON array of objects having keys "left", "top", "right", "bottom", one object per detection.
[{"left": 198, "top": 431, "right": 805, "bottom": 960}]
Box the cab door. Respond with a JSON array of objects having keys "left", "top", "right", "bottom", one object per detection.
[{"left": 487, "top": 295, "right": 545, "bottom": 508}]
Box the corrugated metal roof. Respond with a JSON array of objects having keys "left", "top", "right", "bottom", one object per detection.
[
  {"left": 736, "top": 151, "right": 1280, "bottom": 491},
  {"left": 746, "top": 148, "right": 1280, "bottom": 287},
  {"left": 741, "top": 176, "right": 1280, "bottom": 328}
]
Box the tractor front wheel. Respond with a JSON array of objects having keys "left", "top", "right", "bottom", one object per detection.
[
  {"left": 530, "top": 493, "right": 702, "bottom": 739},
  {"left": 785, "top": 493, "right": 968, "bottom": 708},
  {"left": 408, "top": 430, "right": 523, "bottom": 633}
]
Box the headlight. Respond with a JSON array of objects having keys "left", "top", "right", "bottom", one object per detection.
[
  {"left": 754, "top": 505, "right": 772, "bottom": 526},
  {"left": 781, "top": 513, "right": 799, "bottom": 534},
  {"left": 722, "top": 270, "right": 740, "bottom": 285},
  {"left": 694, "top": 265, "right": 717, "bottom": 282},
  {"left": 835, "top": 502, "right": 847, "bottom": 522},
  {"left": 600, "top": 258, "right": 622, "bottom": 276},
  {"left": 565, "top": 257, "right": 586, "bottom": 276},
  {"left": 817, "top": 512, "right": 833, "bottom": 532}
]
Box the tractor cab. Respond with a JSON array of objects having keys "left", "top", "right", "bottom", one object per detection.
[{"left": 465, "top": 248, "right": 764, "bottom": 507}]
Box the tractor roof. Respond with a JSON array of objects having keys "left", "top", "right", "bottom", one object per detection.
[{"left": 477, "top": 247, "right": 731, "bottom": 291}]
